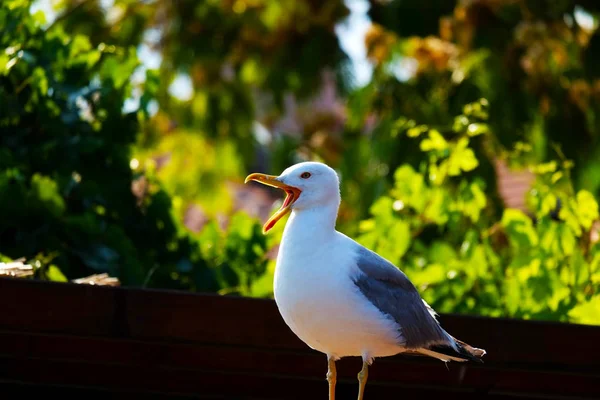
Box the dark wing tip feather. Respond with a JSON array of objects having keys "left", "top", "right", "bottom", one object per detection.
[{"left": 428, "top": 339, "right": 487, "bottom": 363}]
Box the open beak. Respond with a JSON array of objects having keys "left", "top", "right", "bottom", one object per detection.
[{"left": 245, "top": 173, "right": 302, "bottom": 233}]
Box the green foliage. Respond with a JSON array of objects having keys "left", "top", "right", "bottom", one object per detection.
[
  {"left": 194, "top": 213, "right": 271, "bottom": 296},
  {"left": 0, "top": 0, "right": 268, "bottom": 294},
  {"left": 2, "top": 0, "right": 600, "bottom": 327},
  {"left": 367, "top": 0, "right": 600, "bottom": 195},
  {"left": 357, "top": 100, "right": 600, "bottom": 324},
  {"left": 133, "top": 131, "right": 243, "bottom": 217},
  {"left": 55, "top": 0, "right": 351, "bottom": 167}
]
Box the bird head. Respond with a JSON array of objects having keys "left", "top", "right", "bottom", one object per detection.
[{"left": 245, "top": 162, "right": 340, "bottom": 233}]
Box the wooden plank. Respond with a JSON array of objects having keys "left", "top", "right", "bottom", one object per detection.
[
  {"left": 0, "top": 382, "right": 211, "bottom": 400},
  {"left": 2, "top": 277, "right": 600, "bottom": 399},
  {"left": 0, "top": 278, "right": 118, "bottom": 336},
  {"left": 1, "top": 331, "right": 599, "bottom": 398},
  {"left": 439, "top": 314, "right": 600, "bottom": 369},
  {"left": 1, "top": 380, "right": 548, "bottom": 400},
  {"left": 123, "top": 286, "right": 303, "bottom": 349},
  {"left": 2, "top": 277, "right": 600, "bottom": 369},
  {"left": 4, "top": 356, "right": 588, "bottom": 400},
  {"left": 0, "top": 330, "right": 322, "bottom": 377},
  {"left": 0, "top": 356, "right": 462, "bottom": 399},
  {"left": 0, "top": 331, "right": 468, "bottom": 385},
  {"left": 122, "top": 284, "right": 600, "bottom": 370}
]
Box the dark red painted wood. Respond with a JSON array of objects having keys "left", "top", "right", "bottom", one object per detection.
[{"left": 1, "top": 277, "right": 599, "bottom": 399}]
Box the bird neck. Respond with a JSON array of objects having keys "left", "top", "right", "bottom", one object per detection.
[{"left": 282, "top": 202, "right": 339, "bottom": 245}]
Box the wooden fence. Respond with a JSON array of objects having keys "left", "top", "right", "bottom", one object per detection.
[{"left": 1, "top": 277, "right": 599, "bottom": 399}]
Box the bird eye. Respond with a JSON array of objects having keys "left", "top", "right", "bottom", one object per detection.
[{"left": 300, "top": 172, "right": 311, "bottom": 179}]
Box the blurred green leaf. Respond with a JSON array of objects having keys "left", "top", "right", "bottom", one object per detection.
[
  {"left": 575, "top": 190, "right": 599, "bottom": 230},
  {"left": 502, "top": 209, "right": 538, "bottom": 248},
  {"left": 420, "top": 129, "right": 448, "bottom": 151},
  {"left": 448, "top": 138, "right": 479, "bottom": 176},
  {"left": 30, "top": 174, "right": 65, "bottom": 217},
  {"left": 47, "top": 265, "right": 68, "bottom": 282},
  {"left": 569, "top": 296, "right": 600, "bottom": 325}
]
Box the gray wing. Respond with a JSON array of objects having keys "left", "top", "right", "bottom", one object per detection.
[{"left": 353, "top": 245, "right": 450, "bottom": 349}]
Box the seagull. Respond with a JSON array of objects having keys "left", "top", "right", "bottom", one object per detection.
[{"left": 245, "top": 162, "right": 486, "bottom": 400}]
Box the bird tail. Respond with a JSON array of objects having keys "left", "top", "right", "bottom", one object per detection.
[{"left": 416, "top": 337, "right": 486, "bottom": 363}]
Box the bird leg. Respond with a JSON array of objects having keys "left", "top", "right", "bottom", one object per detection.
[
  {"left": 326, "top": 356, "right": 337, "bottom": 400},
  {"left": 357, "top": 361, "right": 369, "bottom": 400}
]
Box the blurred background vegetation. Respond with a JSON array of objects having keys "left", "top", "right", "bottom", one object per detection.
[{"left": 1, "top": 0, "right": 599, "bottom": 324}]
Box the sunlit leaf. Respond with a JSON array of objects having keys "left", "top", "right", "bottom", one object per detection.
[
  {"left": 540, "top": 193, "right": 557, "bottom": 216},
  {"left": 410, "top": 263, "right": 447, "bottom": 286},
  {"left": 447, "top": 138, "right": 478, "bottom": 175},
  {"left": 558, "top": 200, "right": 583, "bottom": 236},
  {"left": 559, "top": 224, "right": 576, "bottom": 256},
  {"left": 466, "top": 123, "right": 488, "bottom": 136},
  {"left": 423, "top": 188, "right": 448, "bottom": 224},
  {"left": 501, "top": 209, "right": 538, "bottom": 247},
  {"left": 420, "top": 129, "right": 448, "bottom": 151},
  {"left": 568, "top": 295, "right": 600, "bottom": 325},
  {"left": 540, "top": 220, "right": 560, "bottom": 253},
  {"left": 392, "top": 165, "right": 428, "bottom": 212},
  {"left": 407, "top": 124, "right": 428, "bottom": 138},
  {"left": 531, "top": 161, "right": 557, "bottom": 174},
  {"left": 47, "top": 265, "right": 68, "bottom": 282},
  {"left": 575, "top": 190, "right": 599, "bottom": 230},
  {"left": 428, "top": 241, "right": 457, "bottom": 263},
  {"left": 505, "top": 276, "right": 521, "bottom": 315}
]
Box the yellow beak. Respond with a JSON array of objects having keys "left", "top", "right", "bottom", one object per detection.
[{"left": 245, "top": 173, "right": 302, "bottom": 233}]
